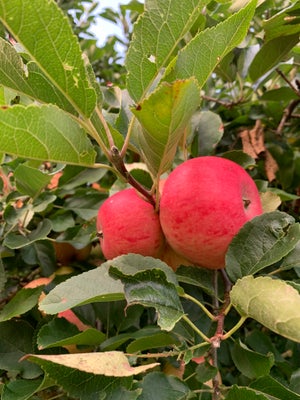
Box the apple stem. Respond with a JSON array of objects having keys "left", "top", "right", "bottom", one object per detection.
[{"left": 109, "top": 146, "right": 156, "bottom": 207}]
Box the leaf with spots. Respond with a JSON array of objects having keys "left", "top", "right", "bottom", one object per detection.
[
  {"left": 230, "top": 276, "right": 300, "bottom": 343},
  {"left": 0, "top": 0, "right": 97, "bottom": 116},
  {"left": 126, "top": 0, "right": 210, "bottom": 102}
]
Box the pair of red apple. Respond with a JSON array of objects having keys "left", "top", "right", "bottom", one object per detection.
[{"left": 96, "top": 156, "right": 263, "bottom": 270}]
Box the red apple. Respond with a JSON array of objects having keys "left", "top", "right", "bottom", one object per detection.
[
  {"left": 159, "top": 156, "right": 263, "bottom": 269},
  {"left": 96, "top": 188, "right": 165, "bottom": 260}
]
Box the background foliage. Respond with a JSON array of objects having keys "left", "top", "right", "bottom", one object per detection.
[{"left": 0, "top": 0, "right": 300, "bottom": 399}]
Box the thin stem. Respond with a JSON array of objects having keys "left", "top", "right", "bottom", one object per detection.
[
  {"left": 95, "top": 107, "right": 116, "bottom": 150},
  {"left": 222, "top": 316, "right": 247, "bottom": 340},
  {"left": 181, "top": 292, "right": 215, "bottom": 321},
  {"left": 182, "top": 315, "right": 211, "bottom": 343},
  {"left": 120, "top": 115, "right": 136, "bottom": 157}
]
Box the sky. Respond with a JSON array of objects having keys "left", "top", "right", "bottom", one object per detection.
[{"left": 90, "top": 0, "right": 128, "bottom": 46}]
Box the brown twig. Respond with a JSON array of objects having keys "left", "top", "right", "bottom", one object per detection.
[
  {"left": 275, "top": 69, "right": 300, "bottom": 135},
  {"left": 110, "top": 146, "right": 156, "bottom": 207},
  {"left": 202, "top": 95, "right": 245, "bottom": 109}
]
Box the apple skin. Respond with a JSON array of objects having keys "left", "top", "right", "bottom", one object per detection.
[
  {"left": 159, "top": 156, "right": 263, "bottom": 269},
  {"left": 97, "top": 188, "right": 165, "bottom": 260}
]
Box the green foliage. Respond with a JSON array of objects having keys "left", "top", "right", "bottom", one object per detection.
[{"left": 0, "top": 0, "right": 300, "bottom": 399}]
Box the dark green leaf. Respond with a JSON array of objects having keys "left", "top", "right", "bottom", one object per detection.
[
  {"left": 37, "top": 318, "right": 105, "bottom": 349},
  {"left": 137, "top": 371, "right": 191, "bottom": 400},
  {"left": 2, "top": 376, "right": 54, "bottom": 400},
  {"left": 0, "top": 286, "right": 44, "bottom": 322},
  {"left": 4, "top": 219, "right": 53, "bottom": 249},
  {"left": 110, "top": 256, "right": 184, "bottom": 331},
  {"left": 225, "top": 385, "right": 269, "bottom": 400},
  {"left": 249, "top": 34, "right": 299, "bottom": 81},
  {"left": 250, "top": 375, "right": 300, "bottom": 400},
  {"left": 226, "top": 211, "right": 300, "bottom": 282},
  {"left": 231, "top": 340, "right": 274, "bottom": 379},
  {"left": 0, "top": 320, "right": 42, "bottom": 378}
]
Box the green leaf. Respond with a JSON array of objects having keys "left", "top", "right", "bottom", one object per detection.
[
  {"left": 0, "top": 38, "right": 77, "bottom": 114},
  {"left": 0, "top": 320, "right": 42, "bottom": 379},
  {"left": 14, "top": 164, "right": 51, "bottom": 197},
  {"left": 2, "top": 376, "right": 54, "bottom": 400},
  {"left": 137, "top": 371, "right": 191, "bottom": 400},
  {"left": 226, "top": 211, "right": 300, "bottom": 282},
  {"left": 37, "top": 318, "right": 106, "bottom": 350},
  {"left": 225, "top": 385, "right": 269, "bottom": 400},
  {"left": 25, "top": 353, "right": 134, "bottom": 399},
  {"left": 0, "top": 287, "right": 44, "bottom": 322},
  {"left": 280, "top": 241, "right": 300, "bottom": 271},
  {"left": 260, "top": 87, "right": 300, "bottom": 102},
  {"left": 132, "top": 79, "right": 200, "bottom": 176},
  {"left": 231, "top": 340, "right": 274, "bottom": 379},
  {"left": 175, "top": 265, "right": 215, "bottom": 296},
  {"left": 188, "top": 110, "right": 224, "bottom": 156},
  {"left": 126, "top": 0, "right": 210, "bottom": 102},
  {"left": 27, "top": 352, "right": 158, "bottom": 377},
  {"left": 263, "top": 2, "right": 300, "bottom": 42},
  {"left": 109, "top": 255, "right": 184, "bottom": 331},
  {"left": 126, "top": 330, "right": 179, "bottom": 353},
  {"left": 0, "top": 0, "right": 97, "bottom": 116},
  {"left": 39, "top": 263, "right": 125, "bottom": 315},
  {"left": 249, "top": 34, "right": 299, "bottom": 82},
  {"left": 166, "top": 0, "right": 257, "bottom": 88},
  {"left": 0, "top": 257, "right": 7, "bottom": 295},
  {"left": 0, "top": 105, "right": 96, "bottom": 166},
  {"left": 230, "top": 275, "right": 300, "bottom": 343},
  {"left": 3, "top": 220, "right": 52, "bottom": 249},
  {"left": 250, "top": 375, "right": 300, "bottom": 400}
]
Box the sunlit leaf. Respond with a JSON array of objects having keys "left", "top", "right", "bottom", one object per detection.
[
  {"left": 0, "top": 105, "right": 96, "bottom": 166},
  {"left": 0, "top": 38, "right": 77, "bottom": 114},
  {"left": 26, "top": 352, "right": 159, "bottom": 376},
  {"left": 230, "top": 275, "right": 300, "bottom": 343},
  {"left": 166, "top": 0, "right": 257, "bottom": 88},
  {"left": 23, "top": 355, "right": 133, "bottom": 398},
  {"left": 0, "top": 0, "right": 97, "bottom": 116},
  {"left": 132, "top": 79, "right": 200, "bottom": 176},
  {"left": 126, "top": 0, "right": 210, "bottom": 102}
]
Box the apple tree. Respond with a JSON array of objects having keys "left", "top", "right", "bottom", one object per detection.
[{"left": 0, "top": 0, "right": 300, "bottom": 399}]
